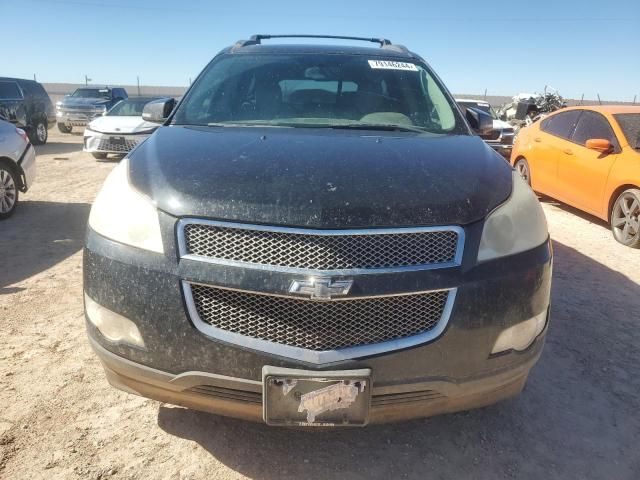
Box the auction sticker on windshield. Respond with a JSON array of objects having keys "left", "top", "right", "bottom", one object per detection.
[{"left": 368, "top": 60, "right": 418, "bottom": 71}]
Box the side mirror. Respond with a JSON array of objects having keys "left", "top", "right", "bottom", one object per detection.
[
  {"left": 466, "top": 107, "right": 494, "bottom": 135},
  {"left": 142, "top": 98, "right": 176, "bottom": 123},
  {"left": 585, "top": 138, "right": 613, "bottom": 153}
]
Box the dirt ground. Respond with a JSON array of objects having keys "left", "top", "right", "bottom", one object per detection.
[{"left": 1, "top": 129, "right": 639, "bottom": 480}]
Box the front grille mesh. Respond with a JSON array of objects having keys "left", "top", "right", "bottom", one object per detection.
[
  {"left": 183, "top": 223, "right": 459, "bottom": 270},
  {"left": 97, "top": 138, "right": 139, "bottom": 153},
  {"left": 188, "top": 283, "right": 449, "bottom": 351}
]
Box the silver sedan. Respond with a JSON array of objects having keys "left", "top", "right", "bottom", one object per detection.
[{"left": 0, "top": 118, "right": 36, "bottom": 218}]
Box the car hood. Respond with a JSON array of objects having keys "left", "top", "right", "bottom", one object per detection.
[
  {"left": 128, "top": 125, "right": 513, "bottom": 228},
  {"left": 492, "top": 119, "right": 513, "bottom": 130},
  {"left": 60, "top": 97, "right": 110, "bottom": 108},
  {"left": 88, "top": 116, "right": 157, "bottom": 134}
]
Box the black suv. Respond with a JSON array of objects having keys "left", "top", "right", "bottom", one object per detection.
[
  {"left": 84, "top": 35, "right": 552, "bottom": 427},
  {"left": 0, "top": 77, "right": 56, "bottom": 144},
  {"left": 56, "top": 86, "right": 128, "bottom": 133}
]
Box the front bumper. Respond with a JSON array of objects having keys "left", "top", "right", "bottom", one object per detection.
[
  {"left": 56, "top": 110, "right": 103, "bottom": 127},
  {"left": 84, "top": 220, "right": 552, "bottom": 424},
  {"left": 83, "top": 130, "right": 151, "bottom": 155},
  {"left": 17, "top": 144, "right": 36, "bottom": 191},
  {"left": 90, "top": 334, "right": 539, "bottom": 424},
  {"left": 486, "top": 142, "right": 513, "bottom": 157}
]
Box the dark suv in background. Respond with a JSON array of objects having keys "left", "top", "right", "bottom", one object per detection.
[
  {"left": 0, "top": 77, "right": 56, "bottom": 144},
  {"left": 56, "top": 86, "right": 128, "bottom": 133}
]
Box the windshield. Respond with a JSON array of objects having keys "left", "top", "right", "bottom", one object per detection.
[
  {"left": 173, "top": 54, "right": 465, "bottom": 134},
  {"left": 613, "top": 113, "right": 640, "bottom": 148},
  {"left": 107, "top": 98, "right": 158, "bottom": 116},
  {"left": 72, "top": 88, "right": 111, "bottom": 99}
]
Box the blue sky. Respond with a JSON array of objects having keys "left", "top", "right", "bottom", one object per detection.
[{"left": 2, "top": 0, "right": 639, "bottom": 100}]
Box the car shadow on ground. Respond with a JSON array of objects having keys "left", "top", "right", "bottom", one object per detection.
[
  {"left": 156, "top": 240, "right": 640, "bottom": 479},
  {"left": 34, "top": 141, "right": 83, "bottom": 157},
  {"left": 539, "top": 196, "right": 610, "bottom": 230},
  {"left": 0, "top": 201, "right": 90, "bottom": 291}
]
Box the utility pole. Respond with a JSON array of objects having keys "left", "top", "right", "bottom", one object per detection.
[
  {"left": 597, "top": 94, "right": 602, "bottom": 105},
  {"left": 580, "top": 94, "right": 584, "bottom": 105},
  {"left": 137, "top": 76, "right": 141, "bottom": 96},
  {"left": 633, "top": 95, "right": 637, "bottom": 105},
  {"left": 84, "top": 75, "right": 92, "bottom": 86},
  {"left": 33, "top": 73, "right": 36, "bottom": 81},
  {"left": 483, "top": 88, "right": 487, "bottom": 100}
]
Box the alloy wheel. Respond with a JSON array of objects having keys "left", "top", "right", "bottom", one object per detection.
[
  {"left": 515, "top": 160, "right": 530, "bottom": 184},
  {"left": 0, "top": 168, "right": 17, "bottom": 214},
  {"left": 37, "top": 123, "right": 47, "bottom": 143},
  {"left": 611, "top": 192, "right": 640, "bottom": 245}
]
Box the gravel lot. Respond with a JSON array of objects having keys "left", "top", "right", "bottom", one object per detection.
[{"left": 1, "top": 130, "right": 639, "bottom": 480}]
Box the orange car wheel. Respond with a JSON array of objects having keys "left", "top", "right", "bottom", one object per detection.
[
  {"left": 611, "top": 188, "right": 640, "bottom": 248},
  {"left": 514, "top": 158, "right": 531, "bottom": 186}
]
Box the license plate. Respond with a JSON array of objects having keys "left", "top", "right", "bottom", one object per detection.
[
  {"left": 110, "top": 136, "right": 126, "bottom": 145},
  {"left": 263, "top": 366, "right": 371, "bottom": 427}
]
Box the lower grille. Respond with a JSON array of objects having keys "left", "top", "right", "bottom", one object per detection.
[
  {"left": 187, "top": 283, "right": 450, "bottom": 352},
  {"left": 371, "top": 389, "right": 446, "bottom": 406},
  {"left": 188, "top": 385, "right": 446, "bottom": 407},
  {"left": 188, "top": 385, "right": 262, "bottom": 404},
  {"left": 97, "top": 137, "right": 139, "bottom": 153},
  {"left": 480, "top": 130, "right": 501, "bottom": 141}
]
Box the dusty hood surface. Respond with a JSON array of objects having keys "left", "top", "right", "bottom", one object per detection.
[
  {"left": 88, "top": 116, "right": 157, "bottom": 134},
  {"left": 128, "top": 125, "right": 513, "bottom": 228}
]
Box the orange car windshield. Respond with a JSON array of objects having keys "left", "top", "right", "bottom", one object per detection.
[{"left": 614, "top": 114, "right": 640, "bottom": 148}]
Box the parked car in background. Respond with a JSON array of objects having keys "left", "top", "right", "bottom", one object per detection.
[
  {"left": 56, "top": 86, "right": 128, "bottom": 133},
  {"left": 512, "top": 105, "right": 640, "bottom": 248},
  {"left": 456, "top": 99, "right": 514, "bottom": 157},
  {"left": 0, "top": 77, "right": 56, "bottom": 145},
  {"left": 0, "top": 118, "right": 36, "bottom": 218},
  {"left": 84, "top": 35, "right": 551, "bottom": 427},
  {"left": 83, "top": 96, "right": 174, "bottom": 159}
]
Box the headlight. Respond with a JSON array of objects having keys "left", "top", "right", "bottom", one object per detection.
[
  {"left": 491, "top": 310, "right": 547, "bottom": 354},
  {"left": 477, "top": 171, "right": 548, "bottom": 261},
  {"left": 88, "top": 158, "right": 163, "bottom": 253}
]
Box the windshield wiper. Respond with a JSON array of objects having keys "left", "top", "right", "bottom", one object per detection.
[
  {"left": 329, "top": 123, "right": 428, "bottom": 133},
  {"left": 206, "top": 122, "right": 290, "bottom": 128}
]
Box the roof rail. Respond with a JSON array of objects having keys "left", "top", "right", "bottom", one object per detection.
[{"left": 233, "top": 34, "right": 400, "bottom": 49}]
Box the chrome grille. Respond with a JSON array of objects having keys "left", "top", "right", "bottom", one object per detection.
[
  {"left": 97, "top": 137, "right": 139, "bottom": 153},
  {"left": 182, "top": 222, "right": 461, "bottom": 271},
  {"left": 187, "top": 283, "right": 450, "bottom": 351}
]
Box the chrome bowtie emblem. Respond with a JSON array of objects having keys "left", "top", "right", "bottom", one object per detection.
[{"left": 289, "top": 278, "right": 353, "bottom": 300}]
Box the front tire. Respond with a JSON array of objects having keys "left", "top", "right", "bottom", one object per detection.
[
  {"left": 91, "top": 152, "right": 108, "bottom": 160},
  {"left": 514, "top": 158, "right": 531, "bottom": 186},
  {"left": 611, "top": 189, "right": 640, "bottom": 248},
  {"left": 30, "top": 120, "right": 48, "bottom": 145},
  {"left": 0, "top": 165, "right": 19, "bottom": 220},
  {"left": 58, "top": 123, "right": 72, "bottom": 134}
]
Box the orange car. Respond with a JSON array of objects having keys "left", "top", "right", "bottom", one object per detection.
[{"left": 511, "top": 105, "right": 640, "bottom": 247}]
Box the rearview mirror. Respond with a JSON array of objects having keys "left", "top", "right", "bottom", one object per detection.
[
  {"left": 585, "top": 138, "right": 613, "bottom": 153},
  {"left": 142, "top": 98, "right": 176, "bottom": 123},
  {"left": 466, "top": 107, "right": 494, "bottom": 135}
]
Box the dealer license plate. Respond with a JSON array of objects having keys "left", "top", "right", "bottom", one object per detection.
[{"left": 263, "top": 366, "right": 372, "bottom": 427}]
